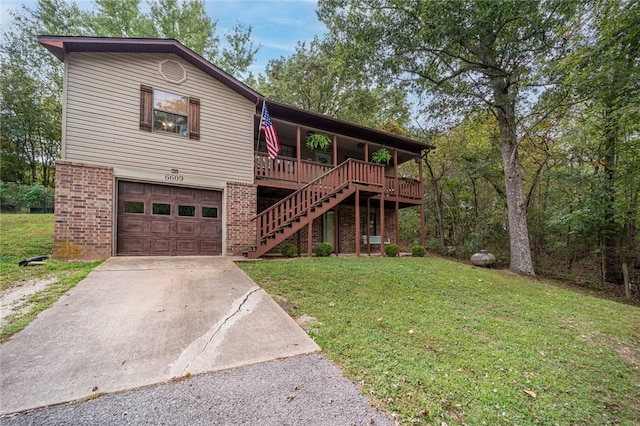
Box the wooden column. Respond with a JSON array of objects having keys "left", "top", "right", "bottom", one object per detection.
[
  {"left": 366, "top": 198, "right": 371, "bottom": 256},
  {"left": 364, "top": 142, "right": 369, "bottom": 162},
  {"left": 395, "top": 201, "right": 399, "bottom": 246},
  {"left": 334, "top": 207, "right": 339, "bottom": 255},
  {"left": 333, "top": 134, "right": 338, "bottom": 167},
  {"left": 307, "top": 220, "right": 313, "bottom": 257},
  {"left": 380, "top": 194, "right": 385, "bottom": 256},
  {"left": 296, "top": 126, "right": 301, "bottom": 186},
  {"left": 393, "top": 149, "right": 398, "bottom": 195},
  {"left": 355, "top": 188, "right": 360, "bottom": 257},
  {"left": 297, "top": 230, "right": 301, "bottom": 257}
]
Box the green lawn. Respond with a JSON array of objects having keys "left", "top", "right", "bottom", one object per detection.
[
  {"left": 238, "top": 257, "right": 640, "bottom": 425},
  {"left": 0, "top": 214, "right": 101, "bottom": 342}
]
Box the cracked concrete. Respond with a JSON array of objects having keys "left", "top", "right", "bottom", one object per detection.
[{"left": 0, "top": 257, "right": 319, "bottom": 414}]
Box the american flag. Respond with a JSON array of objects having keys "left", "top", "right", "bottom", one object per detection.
[{"left": 261, "top": 103, "right": 280, "bottom": 160}]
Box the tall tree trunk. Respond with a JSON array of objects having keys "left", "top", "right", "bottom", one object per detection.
[
  {"left": 425, "top": 156, "right": 445, "bottom": 247},
  {"left": 494, "top": 84, "right": 535, "bottom": 276}
]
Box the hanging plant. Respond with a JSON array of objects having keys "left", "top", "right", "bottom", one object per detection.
[
  {"left": 306, "top": 133, "right": 331, "bottom": 151},
  {"left": 371, "top": 147, "right": 392, "bottom": 165}
]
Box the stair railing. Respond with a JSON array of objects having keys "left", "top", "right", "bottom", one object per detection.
[{"left": 253, "top": 159, "right": 384, "bottom": 244}]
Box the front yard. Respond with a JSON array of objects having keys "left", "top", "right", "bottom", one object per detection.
[{"left": 238, "top": 257, "right": 640, "bottom": 425}]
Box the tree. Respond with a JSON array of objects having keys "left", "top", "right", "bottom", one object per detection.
[
  {"left": 318, "top": 0, "right": 580, "bottom": 275},
  {"left": 255, "top": 37, "right": 411, "bottom": 129},
  {"left": 557, "top": 0, "right": 640, "bottom": 283}
]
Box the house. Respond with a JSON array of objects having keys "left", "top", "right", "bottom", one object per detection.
[{"left": 38, "top": 36, "right": 431, "bottom": 260}]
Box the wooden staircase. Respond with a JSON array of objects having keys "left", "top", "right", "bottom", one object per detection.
[{"left": 248, "top": 159, "right": 385, "bottom": 259}]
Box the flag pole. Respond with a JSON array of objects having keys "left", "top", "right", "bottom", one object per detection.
[{"left": 255, "top": 99, "right": 266, "bottom": 152}]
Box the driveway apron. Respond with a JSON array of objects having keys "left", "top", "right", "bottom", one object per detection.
[{"left": 0, "top": 257, "right": 320, "bottom": 414}]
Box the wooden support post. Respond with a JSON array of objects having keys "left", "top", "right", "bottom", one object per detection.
[
  {"left": 307, "top": 220, "right": 313, "bottom": 257},
  {"left": 364, "top": 142, "right": 369, "bottom": 162},
  {"left": 297, "top": 230, "right": 301, "bottom": 257},
  {"left": 296, "top": 126, "right": 301, "bottom": 186},
  {"left": 334, "top": 208, "right": 339, "bottom": 255},
  {"left": 333, "top": 134, "right": 338, "bottom": 167},
  {"left": 393, "top": 149, "right": 398, "bottom": 196},
  {"left": 380, "top": 195, "right": 385, "bottom": 256},
  {"left": 367, "top": 198, "right": 371, "bottom": 256},
  {"left": 395, "top": 200, "right": 399, "bottom": 247},
  {"left": 355, "top": 187, "right": 360, "bottom": 257}
]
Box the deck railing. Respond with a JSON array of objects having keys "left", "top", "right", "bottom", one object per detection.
[{"left": 255, "top": 151, "right": 422, "bottom": 201}]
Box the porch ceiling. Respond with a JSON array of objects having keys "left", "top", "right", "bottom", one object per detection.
[{"left": 261, "top": 100, "right": 434, "bottom": 160}]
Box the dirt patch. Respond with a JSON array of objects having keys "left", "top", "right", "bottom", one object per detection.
[
  {"left": 616, "top": 344, "right": 640, "bottom": 367},
  {"left": 0, "top": 277, "right": 57, "bottom": 327}
]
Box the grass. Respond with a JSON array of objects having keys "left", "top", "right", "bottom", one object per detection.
[
  {"left": 0, "top": 213, "right": 101, "bottom": 342},
  {"left": 238, "top": 257, "right": 640, "bottom": 425}
]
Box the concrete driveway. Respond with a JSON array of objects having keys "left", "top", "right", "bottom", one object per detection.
[{"left": 0, "top": 257, "right": 320, "bottom": 414}]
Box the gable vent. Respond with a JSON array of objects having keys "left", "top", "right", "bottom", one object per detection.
[{"left": 159, "top": 60, "right": 187, "bottom": 84}]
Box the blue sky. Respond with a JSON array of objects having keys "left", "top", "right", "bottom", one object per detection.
[{"left": 0, "top": 0, "right": 327, "bottom": 75}]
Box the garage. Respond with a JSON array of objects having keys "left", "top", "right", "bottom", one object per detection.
[{"left": 117, "top": 181, "right": 222, "bottom": 255}]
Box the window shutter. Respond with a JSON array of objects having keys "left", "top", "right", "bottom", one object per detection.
[
  {"left": 140, "top": 85, "right": 153, "bottom": 132},
  {"left": 189, "top": 97, "right": 200, "bottom": 140}
]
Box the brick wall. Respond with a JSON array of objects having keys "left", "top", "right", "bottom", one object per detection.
[
  {"left": 54, "top": 160, "right": 113, "bottom": 260},
  {"left": 226, "top": 182, "right": 257, "bottom": 256}
]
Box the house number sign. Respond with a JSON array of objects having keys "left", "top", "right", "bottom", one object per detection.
[{"left": 165, "top": 174, "right": 184, "bottom": 182}]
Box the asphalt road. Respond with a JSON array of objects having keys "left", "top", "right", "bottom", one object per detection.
[{"left": 0, "top": 354, "right": 395, "bottom": 426}]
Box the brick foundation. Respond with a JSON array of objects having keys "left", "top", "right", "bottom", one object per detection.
[
  {"left": 54, "top": 160, "right": 113, "bottom": 260},
  {"left": 226, "top": 182, "right": 257, "bottom": 256}
]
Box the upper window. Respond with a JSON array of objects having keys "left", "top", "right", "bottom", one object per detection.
[
  {"left": 153, "top": 90, "right": 188, "bottom": 136},
  {"left": 140, "top": 85, "right": 200, "bottom": 140}
]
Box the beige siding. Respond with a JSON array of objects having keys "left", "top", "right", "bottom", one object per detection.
[{"left": 64, "top": 52, "right": 255, "bottom": 183}]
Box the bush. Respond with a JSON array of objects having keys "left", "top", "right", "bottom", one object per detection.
[
  {"left": 315, "top": 242, "right": 333, "bottom": 257},
  {"left": 385, "top": 244, "right": 399, "bottom": 257},
  {"left": 412, "top": 245, "right": 426, "bottom": 257},
  {"left": 281, "top": 243, "right": 298, "bottom": 258}
]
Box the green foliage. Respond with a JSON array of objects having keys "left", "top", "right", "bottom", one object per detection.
[
  {"left": 255, "top": 37, "right": 411, "bottom": 129},
  {"left": 281, "top": 243, "right": 298, "bottom": 258},
  {"left": 384, "top": 243, "right": 398, "bottom": 257},
  {"left": 239, "top": 258, "right": 640, "bottom": 424},
  {"left": 0, "top": 182, "right": 54, "bottom": 209},
  {"left": 370, "top": 147, "right": 391, "bottom": 165},
  {"left": 305, "top": 133, "right": 331, "bottom": 151},
  {"left": 315, "top": 242, "right": 333, "bottom": 257},
  {"left": 411, "top": 245, "right": 425, "bottom": 257}
]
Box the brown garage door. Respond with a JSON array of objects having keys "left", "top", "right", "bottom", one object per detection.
[{"left": 117, "top": 181, "right": 222, "bottom": 255}]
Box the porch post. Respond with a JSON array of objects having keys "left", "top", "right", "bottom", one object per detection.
[
  {"left": 296, "top": 126, "right": 301, "bottom": 186},
  {"left": 332, "top": 134, "right": 338, "bottom": 167},
  {"left": 355, "top": 188, "right": 360, "bottom": 257},
  {"left": 393, "top": 149, "right": 398, "bottom": 196},
  {"left": 307, "top": 220, "right": 313, "bottom": 257},
  {"left": 380, "top": 194, "right": 385, "bottom": 256},
  {"left": 418, "top": 155, "right": 425, "bottom": 246},
  {"left": 395, "top": 201, "right": 399, "bottom": 247},
  {"left": 334, "top": 206, "right": 339, "bottom": 255},
  {"left": 364, "top": 142, "right": 369, "bottom": 162},
  {"left": 366, "top": 198, "right": 371, "bottom": 256}
]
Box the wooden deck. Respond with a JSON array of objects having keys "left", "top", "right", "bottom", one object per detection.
[{"left": 254, "top": 152, "right": 422, "bottom": 203}]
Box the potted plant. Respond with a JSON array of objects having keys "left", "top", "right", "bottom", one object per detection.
[
  {"left": 306, "top": 132, "right": 331, "bottom": 151},
  {"left": 371, "top": 147, "right": 392, "bottom": 165}
]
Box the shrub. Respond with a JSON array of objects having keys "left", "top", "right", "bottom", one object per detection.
[
  {"left": 385, "top": 244, "right": 399, "bottom": 257},
  {"left": 281, "top": 243, "right": 298, "bottom": 258},
  {"left": 315, "top": 242, "right": 333, "bottom": 257},
  {"left": 412, "top": 245, "right": 426, "bottom": 257}
]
